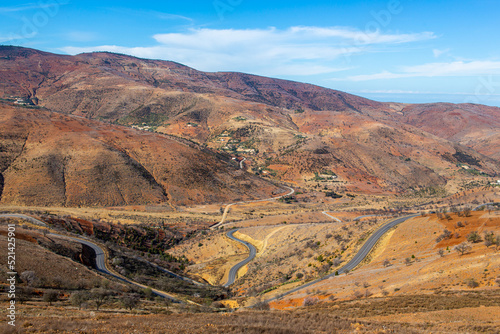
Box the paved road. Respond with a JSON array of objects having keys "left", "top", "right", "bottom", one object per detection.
[
  {"left": 261, "top": 213, "right": 420, "bottom": 303},
  {"left": 223, "top": 229, "right": 257, "bottom": 287},
  {"left": 321, "top": 211, "right": 342, "bottom": 223},
  {"left": 47, "top": 233, "right": 182, "bottom": 302},
  {"left": 1, "top": 214, "right": 183, "bottom": 302},
  {"left": 211, "top": 186, "right": 295, "bottom": 229},
  {"left": 473, "top": 202, "right": 500, "bottom": 211}
]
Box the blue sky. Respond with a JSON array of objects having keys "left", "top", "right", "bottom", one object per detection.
[{"left": 1, "top": 0, "right": 500, "bottom": 106}]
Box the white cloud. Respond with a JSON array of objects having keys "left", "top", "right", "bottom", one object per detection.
[
  {"left": 0, "top": 1, "right": 67, "bottom": 13},
  {"left": 342, "top": 61, "right": 500, "bottom": 81},
  {"left": 433, "top": 48, "right": 450, "bottom": 58},
  {"left": 60, "top": 26, "right": 435, "bottom": 76}
]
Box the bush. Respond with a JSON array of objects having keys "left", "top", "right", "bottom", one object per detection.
[
  {"left": 17, "top": 286, "right": 33, "bottom": 304},
  {"left": 90, "top": 288, "right": 110, "bottom": 310},
  {"left": 436, "top": 229, "right": 452, "bottom": 242},
  {"left": 466, "top": 278, "right": 479, "bottom": 288},
  {"left": 454, "top": 242, "right": 472, "bottom": 255},
  {"left": 303, "top": 296, "right": 319, "bottom": 306},
  {"left": 20, "top": 271, "right": 37, "bottom": 286},
  {"left": 43, "top": 290, "right": 59, "bottom": 306},
  {"left": 121, "top": 293, "right": 141, "bottom": 311},
  {"left": 143, "top": 287, "right": 154, "bottom": 300},
  {"left": 70, "top": 291, "right": 89, "bottom": 310},
  {"left": 353, "top": 290, "right": 363, "bottom": 299},
  {"left": 484, "top": 232, "right": 495, "bottom": 248},
  {"left": 467, "top": 231, "right": 482, "bottom": 243},
  {"left": 253, "top": 301, "right": 270, "bottom": 310}
]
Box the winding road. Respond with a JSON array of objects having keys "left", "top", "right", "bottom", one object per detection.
[
  {"left": 0, "top": 214, "right": 185, "bottom": 303},
  {"left": 222, "top": 211, "right": 419, "bottom": 297},
  {"left": 260, "top": 213, "right": 420, "bottom": 302},
  {"left": 223, "top": 229, "right": 257, "bottom": 287},
  {"left": 473, "top": 202, "right": 499, "bottom": 211},
  {"left": 211, "top": 185, "right": 295, "bottom": 229}
]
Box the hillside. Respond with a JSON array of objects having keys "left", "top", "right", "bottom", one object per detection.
[
  {"left": 0, "top": 102, "right": 280, "bottom": 207},
  {"left": 0, "top": 46, "right": 499, "bottom": 196},
  {"left": 271, "top": 211, "right": 500, "bottom": 308}
]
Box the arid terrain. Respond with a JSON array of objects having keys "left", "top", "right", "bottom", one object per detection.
[
  {"left": 1, "top": 46, "right": 499, "bottom": 197},
  {"left": 0, "top": 46, "right": 499, "bottom": 333}
]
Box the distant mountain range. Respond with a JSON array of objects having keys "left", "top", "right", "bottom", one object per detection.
[{"left": 0, "top": 46, "right": 498, "bottom": 206}]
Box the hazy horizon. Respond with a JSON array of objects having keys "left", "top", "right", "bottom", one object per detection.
[{"left": 1, "top": 0, "right": 499, "bottom": 107}]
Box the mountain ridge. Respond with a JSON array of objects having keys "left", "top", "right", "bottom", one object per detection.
[{"left": 0, "top": 46, "right": 498, "bottom": 200}]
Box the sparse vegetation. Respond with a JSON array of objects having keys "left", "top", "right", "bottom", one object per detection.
[
  {"left": 455, "top": 242, "right": 472, "bottom": 255},
  {"left": 467, "top": 231, "right": 483, "bottom": 243}
]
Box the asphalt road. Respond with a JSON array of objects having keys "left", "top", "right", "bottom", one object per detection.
[
  {"left": 473, "top": 202, "right": 499, "bottom": 211},
  {"left": 0, "top": 214, "right": 182, "bottom": 302},
  {"left": 51, "top": 233, "right": 182, "bottom": 302},
  {"left": 260, "top": 213, "right": 420, "bottom": 303},
  {"left": 223, "top": 229, "right": 257, "bottom": 287}
]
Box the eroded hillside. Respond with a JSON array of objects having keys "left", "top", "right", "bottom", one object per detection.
[{"left": 0, "top": 103, "right": 280, "bottom": 207}]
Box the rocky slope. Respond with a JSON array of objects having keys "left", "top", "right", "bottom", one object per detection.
[
  {"left": 0, "top": 102, "right": 279, "bottom": 207},
  {"left": 0, "top": 46, "right": 499, "bottom": 196}
]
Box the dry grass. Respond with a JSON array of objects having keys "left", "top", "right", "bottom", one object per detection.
[{"left": 6, "top": 291, "right": 500, "bottom": 333}]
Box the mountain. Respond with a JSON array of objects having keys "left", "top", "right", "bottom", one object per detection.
[
  {"left": 0, "top": 46, "right": 499, "bottom": 198},
  {"left": 0, "top": 102, "right": 280, "bottom": 207}
]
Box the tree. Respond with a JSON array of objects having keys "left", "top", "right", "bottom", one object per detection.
[
  {"left": 121, "top": 293, "right": 140, "bottom": 311},
  {"left": 467, "top": 231, "right": 482, "bottom": 243},
  {"left": 143, "top": 287, "right": 154, "bottom": 300},
  {"left": 17, "top": 286, "right": 33, "bottom": 304},
  {"left": 91, "top": 288, "right": 110, "bottom": 311},
  {"left": 303, "top": 296, "right": 319, "bottom": 306},
  {"left": 463, "top": 207, "right": 472, "bottom": 217},
  {"left": 484, "top": 232, "right": 495, "bottom": 248},
  {"left": 43, "top": 290, "right": 59, "bottom": 306},
  {"left": 466, "top": 278, "right": 479, "bottom": 288},
  {"left": 70, "top": 291, "right": 89, "bottom": 310},
  {"left": 455, "top": 242, "right": 472, "bottom": 255},
  {"left": 253, "top": 301, "right": 270, "bottom": 310},
  {"left": 20, "top": 271, "right": 38, "bottom": 286}
]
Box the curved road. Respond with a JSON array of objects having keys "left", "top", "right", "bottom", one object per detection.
[
  {"left": 260, "top": 213, "right": 420, "bottom": 303},
  {"left": 0, "top": 214, "right": 183, "bottom": 303},
  {"left": 224, "top": 229, "right": 257, "bottom": 287},
  {"left": 239, "top": 157, "right": 247, "bottom": 169},
  {"left": 211, "top": 186, "right": 295, "bottom": 229},
  {"left": 473, "top": 202, "right": 499, "bottom": 211},
  {"left": 50, "top": 233, "right": 183, "bottom": 302}
]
